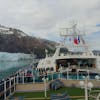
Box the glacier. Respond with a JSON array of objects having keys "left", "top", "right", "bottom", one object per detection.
[{"left": 0, "top": 52, "right": 35, "bottom": 61}]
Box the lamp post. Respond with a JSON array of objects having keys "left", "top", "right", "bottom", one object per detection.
[
  {"left": 79, "top": 76, "right": 93, "bottom": 100},
  {"left": 95, "top": 75, "right": 100, "bottom": 80},
  {"left": 97, "top": 93, "right": 100, "bottom": 100},
  {"left": 95, "top": 75, "right": 100, "bottom": 100},
  {"left": 42, "top": 76, "right": 48, "bottom": 98}
]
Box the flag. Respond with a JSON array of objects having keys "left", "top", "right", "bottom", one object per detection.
[
  {"left": 78, "top": 36, "right": 80, "bottom": 43},
  {"left": 73, "top": 36, "right": 80, "bottom": 45},
  {"left": 74, "top": 38, "right": 78, "bottom": 45}
]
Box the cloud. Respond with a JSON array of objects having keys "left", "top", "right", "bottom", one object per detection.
[
  {"left": 87, "top": 31, "right": 100, "bottom": 50},
  {"left": 0, "top": 0, "right": 100, "bottom": 49}
]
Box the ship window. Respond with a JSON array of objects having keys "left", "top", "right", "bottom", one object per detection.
[
  {"left": 60, "top": 48, "right": 68, "bottom": 54},
  {"left": 46, "top": 68, "right": 49, "bottom": 71},
  {"left": 51, "top": 67, "right": 53, "bottom": 71}
]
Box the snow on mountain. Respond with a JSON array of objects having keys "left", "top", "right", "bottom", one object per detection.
[{"left": 0, "top": 24, "right": 28, "bottom": 37}]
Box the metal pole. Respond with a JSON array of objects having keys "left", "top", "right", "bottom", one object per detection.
[
  {"left": 44, "top": 79, "right": 47, "bottom": 98},
  {"left": 42, "top": 77, "right": 48, "bottom": 98},
  {"left": 84, "top": 78, "right": 88, "bottom": 100}
]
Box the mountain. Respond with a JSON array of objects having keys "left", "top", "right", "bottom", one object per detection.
[
  {"left": 0, "top": 25, "right": 27, "bottom": 37},
  {"left": 0, "top": 25, "right": 57, "bottom": 58}
]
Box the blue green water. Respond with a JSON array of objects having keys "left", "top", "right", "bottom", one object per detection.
[{"left": 0, "top": 60, "right": 32, "bottom": 80}]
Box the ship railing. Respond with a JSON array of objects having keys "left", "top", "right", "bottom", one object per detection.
[
  {"left": 59, "top": 53, "right": 95, "bottom": 57},
  {"left": 59, "top": 53, "right": 82, "bottom": 56},
  {"left": 14, "top": 69, "right": 100, "bottom": 84},
  {"left": 0, "top": 77, "right": 15, "bottom": 100},
  {"left": 93, "top": 53, "right": 100, "bottom": 56},
  {"left": 0, "top": 68, "right": 99, "bottom": 99}
]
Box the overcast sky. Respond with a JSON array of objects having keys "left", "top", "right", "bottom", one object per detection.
[{"left": 0, "top": 0, "right": 100, "bottom": 50}]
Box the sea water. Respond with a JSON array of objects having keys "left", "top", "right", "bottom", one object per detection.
[{"left": 0, "top": 60, "right": 32, "bottom": 80}]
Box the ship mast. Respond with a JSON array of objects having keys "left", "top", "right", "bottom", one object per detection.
[{"left": 60, "top": 24, "right": 92, "bottom": 54}]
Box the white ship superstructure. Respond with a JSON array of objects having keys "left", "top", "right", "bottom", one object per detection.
[{"left": 37, "top": 24, "right": 100, "bottom": 73}]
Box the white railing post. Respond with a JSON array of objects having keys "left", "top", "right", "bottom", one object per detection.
[
  {"left": 42, "top": 77, "right": 48, "bottom": 98},
  {"left": 84, "top": 78, "right": 88, "bottom": 100},
  {"left": 87, "top": 70, "right": 90, "bottom": 80},
  {"left": 22, "top": 72, "right": 24, "bottom": 84},
  {"left": 32, "top": 69, "right": 35, "bottom": 83},
  {"left": 52, "top": 71, "right": 53, "bottom": 81},
  {"left": 77, "top": 70, "right": 79, "bottom": 80},
  {"left": 16, "top": 75, "right": 18, "bottom": 84},
  {"left": 9, "top": 78, "right": 12, "bottom": 95},
  {"left": 4, "top": 80, "right": 6, "bottom": 100},
  {"left": 14, "top": 77, "right": 16, "bottom": 92},
  {"left": 67, "top": 68, "right": 69, "bottom": 80}
]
